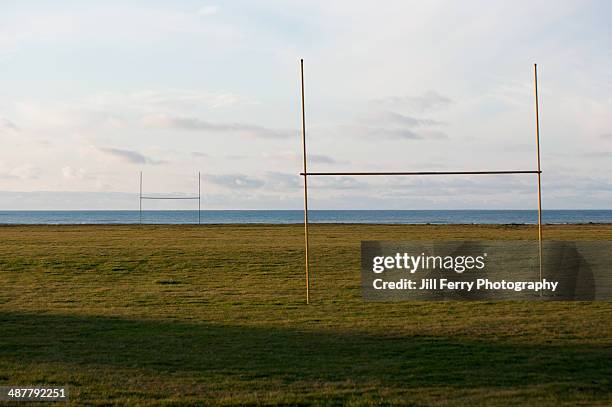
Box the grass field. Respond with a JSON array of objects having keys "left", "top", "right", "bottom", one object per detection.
[{"left": 0, "top": 224, "right": 611, "bottom": 406}]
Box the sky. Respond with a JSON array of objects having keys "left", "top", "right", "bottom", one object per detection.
[{"left": 1, "top": 0, "right": 611, "bottom": 210}]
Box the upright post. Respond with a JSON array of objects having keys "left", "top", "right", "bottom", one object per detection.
[
  {"left": 534, "top": 64, "right": 543, "bottom": 282},
  {"left": 198, "top": 171, "right": 201, "bottom": 225},
  {"left": 300, "top": 59, "right": 310, "bottom": 304},
  {"left": 139, "top": 171, "right": 143, "bottom": 225}
]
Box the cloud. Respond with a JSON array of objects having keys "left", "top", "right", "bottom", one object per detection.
[
  {"left": 203, "top": 171, "right": 370, "bottom": 193},
  {"left": 367, "top": 128, "right": 448, "bottom": 140},
  {"left": 90, "top": 89, "right": 246, "bottom": 110},
  {"left": 97, "top": 147, "right": 165, "bottom": 165},
  {"left": 351, "top": 110, "right": 448, "bottom": 140},
  {"left": 583, "top": 151, "right": 612, "bottom": 158},
  {"left": 601, "top": 134, "right": 612, "bottom": 140},
  {"left": 0, "top": 164, "right": 41, "bottom": 180},
  {"left": 374, "top": 111, "right": 445, "bottom": 127},
  {"left": 203, "top": 171, "right": 365, "bottom": 192},
  {"left": 260, "top": 151, "right": 344, "bottom": 164},
  {"left": 265, "top": 172, "right": 301, "bottom": 189},
  {"left": 12, "top": 101, "right": 127, "bottom": 129},
  {"left": 191, "top": 151, "right": 209, "bottom": 158},
  {"left": 0, "top": 117, "right": 19, "bottom": 132},
  {"left": 0, "top": 4, "right": 243, "bottom": 52},
  {"left": 197, "top": 5, "right": 219, "bottom": 17},
  {"left": 367, "top": 128, "right": 421, "bottom": 139},
  {"left": 8, "top": 89, "right": 249, "bottom": 132},
  {"left": 0, "top": 191, "right": 138, "bottom": 210},
  {"left": 372, "top": 91, "right": 453, "bottom": 112},
  {"left": 309, "top": 176, "right": 367, "bottom": 190},
  {"left": 206, "top": 174, "right": 265, "bottom": 189},
  {"left": 62, "top": 166, "right": 87, "bottom": 180},
  {"left": 347, "top": 109, "right": 448, "bottom": 141},
  {"left": 143, "top": 115, "right": 295, "bottom": 138},
  {"left": 309, "top": 154, "right": 342, "bottom": 164}
]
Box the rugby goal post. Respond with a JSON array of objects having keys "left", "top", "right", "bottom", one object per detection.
[
  {"left": 139, "top": 171, "right": 202, "bottom": 224},
  {"left": 299, "top": 60, "right": 543, "bottom": 304}
]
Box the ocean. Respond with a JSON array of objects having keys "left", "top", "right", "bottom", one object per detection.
[{"left": 0, "top": 210, "right": 609, "bottom": 225}]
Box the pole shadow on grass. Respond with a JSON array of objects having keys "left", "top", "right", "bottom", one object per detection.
[{"left": 0, "top": 312, "right": 610, "bottom": 393}]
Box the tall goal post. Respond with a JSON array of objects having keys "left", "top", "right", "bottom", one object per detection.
[
  {"left": 300, "top": 59, "right": 310, "bottom": 305},
  {"left": 299, "top": 59, "right": 543, "bottom": 304},
  {"left": 534, "top": 64, "right": 543, "bottom": 282}
]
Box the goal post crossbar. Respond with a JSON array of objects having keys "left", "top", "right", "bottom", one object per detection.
[{"left": 139, "top": 171, "right": 202, "bottom": 224}]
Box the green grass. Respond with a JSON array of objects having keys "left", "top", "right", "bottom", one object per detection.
[{"left": 0, "top": 224, "right": 611, "bottom": 406}]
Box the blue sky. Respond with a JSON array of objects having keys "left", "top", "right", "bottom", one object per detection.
[{"left": 0, "top": 0, "right": 611, "bottom": 209}]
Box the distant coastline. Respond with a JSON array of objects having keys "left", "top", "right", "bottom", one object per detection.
[{"left": 0, "top": 210, "right": 610, "bottom": 225}]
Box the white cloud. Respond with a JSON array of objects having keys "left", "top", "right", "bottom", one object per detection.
[
  {"left": 13, "top": 101, "right": 125, "bottom": 129},
  {"left": 191, "top": 152, "right": 210, "bottom": 158},
  {"left": 87, "top": 89, "right": 248, "bottom": 111},
  {"left": 264, "top": 172, "right": 301, "bottom": 190},
  {"left": 62, "top": 166, "right": 86, "bottom": 180},
  {"left": 12, "top": 89, "right": 248, "bottom": 128},
  {"left": 370, "top": 111, "right": 446, "bottom": 127},
  {"left": 197, "top": 5, "right": 219, "bottom": 17},
  {"left": 351, "top": 110, "right": 448, "bottom": 140},
  {"left": 0, "top": 164, "right": 41, "bottom": 180},
  {"left": 206, "top": 174, "right": 265, "bottom": 189},
  {"left": 0, "top": 117, "right": 19, "bottom": 133},
  {"left": 372, "top": 91, "right": 453, "bottom": 112}
]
